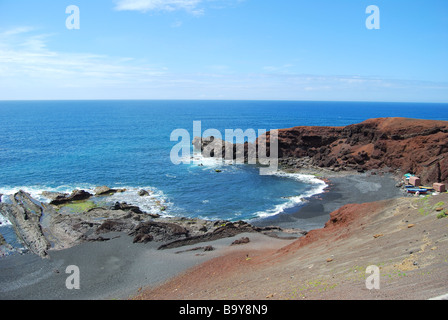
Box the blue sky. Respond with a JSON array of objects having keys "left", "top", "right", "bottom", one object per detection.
[{"left": 0, "top": 0, "right": 447, "bottom": 102}]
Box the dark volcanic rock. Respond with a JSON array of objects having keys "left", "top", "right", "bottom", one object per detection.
[
  {"left": 111, "top": 202, "right": 144, "bottom": 214},
  {"left": 41, "top": 191, "right": 69, "bottom": 201},
  {"left": 96, "top": 220, "right": 135, "bottom": 234},
  {"left": 94, "top": 186, "right": 118, "bottom": 196},
  {"left": 138, "top": 189, "right": 150, "bottom": 197},
  {"left": 231, "top": 237, "right": 250, "bottom": 245},
  {"left": 0, "top": 191, "right": 50, "bottom": 258},
  {"left": 110, "top": 202, "right": 161, "bottom": 218},
  {"left": 0, "top": 234, "right": 14, "bottom": 257},
  {"left": 0, "top": 191, "right": 299, "bottom": 258},
  {"left": 159, "top": 221, "right": 262, "bottom": 250},
  {"left": 130, "top": 221, "right": 190, "bottom": 243}
]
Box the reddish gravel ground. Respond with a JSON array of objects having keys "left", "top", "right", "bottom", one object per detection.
[{"left": 134, "top": 193, "right": 448, "bottom": 300}]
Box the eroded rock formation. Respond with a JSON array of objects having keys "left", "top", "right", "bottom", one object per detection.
[{"left": 0, "top": 190, "right": 303, "bottom": 258}]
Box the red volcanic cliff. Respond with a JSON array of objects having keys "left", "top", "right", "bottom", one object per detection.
[{"left": 260, "top": 117, "right": 448, "bottom": 184}]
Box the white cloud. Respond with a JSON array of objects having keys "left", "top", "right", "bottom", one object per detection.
[
  {"left": 171, "top": 20, "right": 184, "bottom": 28},
  {"left": 0, "top": 27, "right": 166, "bottom": 97},
  {"left": 0, "top": 27, "right": 446, "bottom": 102},
  {"left": 0, "top": 26, "right": 35, "bottom": 37},
  {"left": 114, "top": 0, "right": 204, "bottom": 15}
]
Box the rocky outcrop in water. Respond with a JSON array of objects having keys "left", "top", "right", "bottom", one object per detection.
[
  {"left": 49, "top": 189, "right": 93, "bottom": 205},
  {"left": 94, "top": 186, "right": 126, "bottom": 196},
  {"left": 0, "top": 191, "right": 51, "bottom": 258}
]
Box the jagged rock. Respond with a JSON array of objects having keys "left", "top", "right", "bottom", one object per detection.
[
  {"left": 110, "top": 202, "right": 161, "bottom": 218},
  {"left": 231, "top": 237, "right": 250, "bottom": 245},
  {"left": 41, "top": 191, "right": 69, "bottom": 201},
  {"left": 94, "top": 186, "right": 118, "bottom": 196},
  {"left": 130, "top": 221, "right": 189, "bottom": 243},
  {"left": 50, "top": 190, "right": 92, "bottom": 205},
  {"left": 96, "top": 220, "right": 134, "bottom": 234},
  {"left": 110, "top": 202, "right": 144, "bottom": 214},
  {"left": 133, "top": 233, "right": 153, "bottom": 244},
  {"left": 0, "top": 191, "right": 50, "bottom": 258},
  {"left": 0, "top": 234, "right": 14, "bottom": 257},
  {"left": 138, "top": 189, "right": 150, "bottom": 197},
  {"left": 175, "top": 245, "right": 215, "bottom": 254},
  {"left": 0, "top": 192, "right": 297, "bottom": 258},
  {"left": 78, "top": 234, "right": 111, "bottom": 242}
]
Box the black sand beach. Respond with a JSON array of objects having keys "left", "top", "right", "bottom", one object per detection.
[
  {"left": 253, "top": 172, "right": 404, "bottom": 231},
  {"left": 0, "top": 173, "right": 403, "bottom": 300},
  {"left": 0, "top": 231, "right": 293, "bottom": 300}
]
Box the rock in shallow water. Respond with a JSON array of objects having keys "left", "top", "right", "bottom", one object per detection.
[
  {"left": 50, "top": 190, "right": 92, "bottom": 205},
  {"left": 138, "top": 189, "right": 150, "bottom": 197},
  {"left": 0, "top": 191, "right": 50, "bottom": 258},
  {"left": 94, "top": 186, "right": 117, "bottom": 196}
]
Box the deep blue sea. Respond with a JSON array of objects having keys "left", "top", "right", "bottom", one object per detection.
[{"left": 1, "top": 100, "right": 448, "bottom": 241}]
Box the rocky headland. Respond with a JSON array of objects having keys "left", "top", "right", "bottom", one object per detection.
[{"left": 194, "top": 117, "right": 448, "bottom": 185}]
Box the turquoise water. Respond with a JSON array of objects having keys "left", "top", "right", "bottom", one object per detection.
[{"left": 1, "top": 100, "right": 448, "bottom": 226}]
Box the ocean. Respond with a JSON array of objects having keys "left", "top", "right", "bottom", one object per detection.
[{"left": 1, "top": 100, "right": 448, "bottom": 248}]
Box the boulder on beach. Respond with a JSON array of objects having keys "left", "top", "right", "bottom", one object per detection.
[{"left": 130, "top": 221, "right": 189, "bottom": 243}]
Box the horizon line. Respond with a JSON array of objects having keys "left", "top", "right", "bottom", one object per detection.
[{"left": 0, "top": 98, "right": 447, "bottom": 104}]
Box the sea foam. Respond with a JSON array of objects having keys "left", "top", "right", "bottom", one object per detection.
[
  {"left": 0, "top": 184, "right": 172, "bottom": 217},
  {"left": 253, "top": 172, "right": 328, "bottom": 219}
]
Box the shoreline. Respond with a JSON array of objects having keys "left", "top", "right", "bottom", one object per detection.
[
  {"left": 253, "top": 170, "right": 404, "bottom": 231},
  {"left": 0, "top": 170, "right": 406, "bottom": 300}
]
